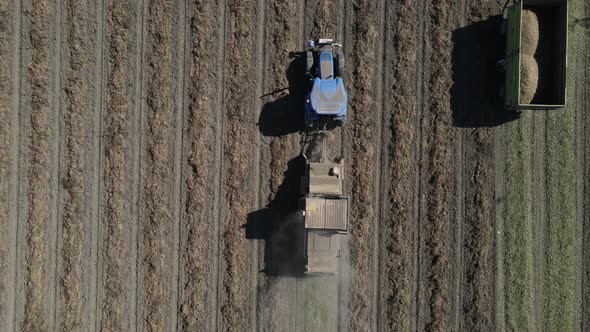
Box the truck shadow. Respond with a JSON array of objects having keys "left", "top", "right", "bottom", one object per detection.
[
  {"left": 258, "top": 53, "right": 307, "bottom": 137},
  {"left": 245, "top": 155, "right": 307, "bottom": 277},
  {"left": 451, "top": 14, "right": 519, "bottom": 127}
]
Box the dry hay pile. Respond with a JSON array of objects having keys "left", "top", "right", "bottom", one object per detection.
[
  {"left": 520, "top": 54, "right": 538, "bottom": 104},
  {"left": 520, "top": 9, "right": 539, "bottom": 104},
  {"left": 521, "top": 10, "right": 539, "bottom": 55}
]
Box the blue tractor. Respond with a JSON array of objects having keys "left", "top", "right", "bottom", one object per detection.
[{"left": 304, "top": 39, "right": 347, "bottom": 128}]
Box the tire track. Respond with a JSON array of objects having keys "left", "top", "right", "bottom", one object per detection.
[
  {"left": 219, "top": 0, "right": 259, "bottom": 330},
  {"left": 347, "top": 0, "right": 382, "bottom": 330},
  {"left": 493, "top": 107, "right": 506, "bottom": 331},
  {"left": 295, "top": 1, "right": 343, "bottom": 330},
  {"left": 532, "top": 111, "right": 546, "bottom": 327},
  {"left": 378, "top": 1, "right": 419, "bottom": 330},
  {"left": 178, "top": 0, "right": 223, "bottom": 330},
  {"left": 0, "top": 1, "right": 15, "bottom": 326},
  {"left": 580, "top": 1, "right": 590, "bottom": 329},
  {"left": 90, "top": 0, "right": 105, "bottom": 329},
  {"left": 59, "top": 0, "right": 92, "bottom": 329},
  {"left": 0, "top": 0, "right": 24, "bottom": 329},
  {"left": 140, "top": 0, "right": 177, "bottom": 329},
  {"left": 569, "top": 2, "right": 589, "bottom": 329},
  {"left": 418, "top": 1, "right": 454, "bottom": 331},
  {"left": 449, "top": 4, "right": 466, "bottom": 329}
]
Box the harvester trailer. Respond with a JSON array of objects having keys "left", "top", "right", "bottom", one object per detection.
[
  {"left": 299, "top": 133, "right": 349, "bottom": 275},
  {"left": 501, "top": 0, "right": 567, "bottom": 110}
]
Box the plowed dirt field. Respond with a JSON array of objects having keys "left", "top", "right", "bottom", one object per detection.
[{"left": 0, "top": 0, "right": 589, "bottom": 331}]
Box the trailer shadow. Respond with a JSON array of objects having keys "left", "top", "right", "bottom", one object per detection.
[
  {"left": 258, "top": 53, "right": 307, "bottom": 137},
  {"left": 451, "top": 14, "right": 519, "bottom": 127},
  {"left": 245, "top": 155, "right": 307, "bottom": 277}
]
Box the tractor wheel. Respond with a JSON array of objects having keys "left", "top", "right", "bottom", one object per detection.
[
  {"left": 336, "top": 51, "right": 345, "bottom": 77},
  {"left": 306, "top": 51, "right": 313, "bottom": 73}
]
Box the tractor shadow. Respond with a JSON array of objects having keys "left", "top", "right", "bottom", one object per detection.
[
  {"left": 248, "top": 51, "right": 311, "bottom": 276},
  {"left": 451, "top": 14, "right": 519, "bottom": 127},
  {"left": 245, "top": 154, "right": 307, "bottom": 277},
  {"left": 258, "top": 53, "right": 307, "bottom": 137}
]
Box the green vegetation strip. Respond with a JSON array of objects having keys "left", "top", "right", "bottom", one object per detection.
[
  {"left": 500, "top": 2, "right": 587, "bottom": 330},
  {"left": 544, "top": 94, "right": 576, "bottom": 331},
  {"left": 542, "top": 0, "right": 585, "bottom": 329},
  {"left": 501, "top": 112, "right": 535, "bottom": 331}
]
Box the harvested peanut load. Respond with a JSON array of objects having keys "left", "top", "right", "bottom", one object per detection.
[
  {"left": 521, "top": 9, "right": 539, "bottom": 55},
  {"left": 520, "top": 54, "right": 539, "bottom": 104}
]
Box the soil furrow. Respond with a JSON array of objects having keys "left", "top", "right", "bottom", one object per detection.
[
  {"left": 458, "top": 1, "right": 503, "bottom": 330},
  {"left": 347, "top": 0, "right": 381, "bottom": 330},
  {"left": 0, "top": 0, "right": 12, "bottom": 322},
  {"left": 420, "top": 1, "right": 454, "bottom": 331},
  {"left": 220, "top": 0, "right": 259, "bottom": 330},
  {"left": 22, "top": 0, "right": 56, "bottom": 329},
  {"left": 179, "top": 0, "right": 221, "bottom": 330},
  {"left": 59, "top": 0, "right": 92, "bottom": 329},
  {"left": 256, "top": 0, "right": 300, "bottom": 329},
  {"left": 141, "top": 0, "right": 176, "bottom": 330},
  {"left": 379, "top": 1, "right": 418, "bottom": 330},
  {"left": 267, "top": 2, "right": 297, "bottom": 203},
  {"left": 462, "top": 128, "right": 495, "bottom": 330},
  {"left": 100, "top": 0, "right": 135, "bottom": 330},
  {"left": 307, "top": 0, "right": 339, "bottom": 38}
]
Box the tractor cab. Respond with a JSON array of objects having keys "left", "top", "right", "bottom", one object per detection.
[{"left": 304, "top": 39, "right": 348, "bottom": 128}]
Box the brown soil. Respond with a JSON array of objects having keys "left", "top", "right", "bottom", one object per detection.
[
  {"left": 347, "top": 0, "right": 380, "bottom": 330},
  {"left": 459, "top": 2, "right": 503, "bottom": 330},
  {"left": 256, "top": 1, "right": 300, "bottom": 329},
  {"left": 59, "top": 0, "right": 91, "bottom": 330},
  {"left": 100, "top": 0, "right": 132, "bottom": 330},
  {"left": 0, "top": 0, "right": 10, "bottom": 318},
  {"left": 267, "top": 0, "right": 297, "bottom": 202},
  {"left": 309, "top": 0, "right": 339, "bottom": 38},
  {"left": 178, "top": 0, "right": 222, "bottom": 330},
  {"left": 142, "top": 0, "right": 175, "bottom": 330},
  {"left": 379, "top": 0, "right": 419, "bottom": 330},
  {"left": 220, "top": 1, "right": 258, "bottom": 331},
  {"left": 420, "top": 1, "right": 454, "bottom": 331},
  {"left": 23, "top": 0, "right": 51, "bottom": 330},
  {"left": 7, "top": 1, "right": 589, "bottom": 331}
]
